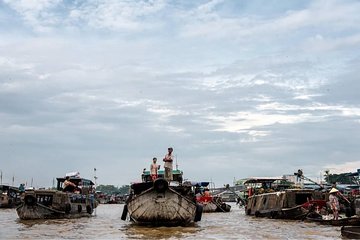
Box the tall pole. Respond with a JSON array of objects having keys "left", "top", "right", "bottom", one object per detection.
[
  {"left": 94, "top": 168, "right": 97, "bottom": 188},
  {"left": 175, "top": 155, "right": 178, "bottom": 170},
  {"left": 0, "top": 170, "right": 2, "bottom": 185}
]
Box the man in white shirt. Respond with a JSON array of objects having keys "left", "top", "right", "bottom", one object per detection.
[{"left": 163, "top": 147, "right": 173, "bottom": 182}]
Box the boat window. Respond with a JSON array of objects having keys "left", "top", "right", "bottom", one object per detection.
[
  {"left": 295, "top": 193, "right": 312, "bottom": 205},
  {"left": 36, "top": 195, "right": 53, "bottom": 206}
]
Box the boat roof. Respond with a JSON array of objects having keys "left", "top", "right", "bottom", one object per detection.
[
  {"left": 345, "top": 172, "right": 359, "bottom": 177},
  {"left": 0, "top": 185, "right": 19, "bottom": 191},
  {"left": 190, "top": 182, "right": 210, "bottom": 187},
  {"left": 56, "top": 177, "right": 95, "bottom": 185},
  {"left": 244, "top": 177, "right": 284, "bottom": 184}
]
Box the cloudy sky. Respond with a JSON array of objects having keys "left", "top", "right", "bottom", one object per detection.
[{"left": 1, "top": 0, "right": 360, "bottom": 188}]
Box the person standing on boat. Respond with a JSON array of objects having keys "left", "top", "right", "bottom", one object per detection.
[
  {"left": 150, "top": 157, "right": 160, "bottom": 181},
  {"left": 163, "top": 147, "right": 174, "bottom": 182},
  {"left": 19, "top": 183, "right": 25, "bottom": 193},
  {"left": 329, "top": 188, "right": 340, "bottom": 220}
]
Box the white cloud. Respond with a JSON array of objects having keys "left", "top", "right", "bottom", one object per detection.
[
  {"left": 1, "top": 0, "right": 360, "bottom": 188},
  {"left": 325, "top": 161, "right": 360, "bottom": 174}
]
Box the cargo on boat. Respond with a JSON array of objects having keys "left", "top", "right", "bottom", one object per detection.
[
  {"left": 16, "top": 173, "right": 98, "bottom": 220},
  {"left": 0, "top": 185, "right": 21, "bottom": 208},
  {"left": 121, "top": 169, "right": 202, "bottom": 226},
  {"left": 244, "top": 178, "right": 325, "bottom": 219}
]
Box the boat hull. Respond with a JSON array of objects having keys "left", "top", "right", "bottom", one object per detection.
[
  {"left": 16, "top": 201, "right": 94, "bottom": 220},
  {"left": 306, "top": 216, "right": 360, "bottom": 226},
  {"left": 202, "top": 201, "right": 218, "bottom": 212},
  {"left": 341, "top": 226, "right": 360, "bottom": 238},
  {"left": 199, "top": 197, "right": 231, "bottom": 213},
  {"left": 16, "top": 190, "right": 97, "bottom": 220},
  {"left": 0, "top": 195, "right": 18, "bottom": 208},
  {"left": 126, "top": 185, "right": 199, "bottom": 226},
  {"left": 245, "top": 189, "right": 321, "bottom": 220}
]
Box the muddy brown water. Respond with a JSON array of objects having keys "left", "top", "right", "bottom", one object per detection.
[{"left": 0, "top": 203, "right": 343, "bottom": 239}]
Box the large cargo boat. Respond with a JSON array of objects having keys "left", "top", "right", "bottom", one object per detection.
[
  {"left": 121, "top": 169, "right": 202, "bottom": 226},
  {"left": 244, "top": 178, "right": 325, "bottom": 219},
  {"left": 16, "top": 174, "right": 98, "bottom": 220}
]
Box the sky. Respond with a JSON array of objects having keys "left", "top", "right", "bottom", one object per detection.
[{"left": 0, "top": 0, "right": 360, "bottom": 188}]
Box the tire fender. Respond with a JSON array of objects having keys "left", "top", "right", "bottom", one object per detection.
[
  {"left": 153, "top": 178, "right": 168, "bottom": 193},
  {"left": 121, "top": 204, "right": 128, "bottom": 221},
  {"left": 86, "top": 205, "right": 93, "bottom": 214},
  {"left": 24, "top": 195, "right": 36, "bottom": 206},
  {"left": 194, "top": 204, "right": 203, "bottom": 222},
  {"left": 65, "top": 203, "right": 71, "bottom": 214}
]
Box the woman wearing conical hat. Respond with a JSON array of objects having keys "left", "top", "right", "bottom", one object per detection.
[{"left": 329, "top": 188, "right": 340, "bottom": 220}]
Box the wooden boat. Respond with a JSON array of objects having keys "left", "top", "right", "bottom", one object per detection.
[
  {"left": 16, "top": 175, "right": 98, "bottom": 220},
  {"left": 193, "top": 182, "right": 231, "bottom": 213},
  {"left": 341, "top": 226, "right": 360, "bottom": 238},
  {"left": 0, "top": 185, "right": 21, "bottom": 208},
  {"left": 197, "top": 195, "right": 231, "bottom": 212},
  {"left": 306, "top": 215, "right": 360, "bottom": 226},
  {"left": 121, "top": 169, "right": 202, "bottom": 226},
  {"left": 244, "top": 178, "right": 325, "bottom": 219}
]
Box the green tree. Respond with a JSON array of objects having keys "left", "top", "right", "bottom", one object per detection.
[{"left": 327, "top": 173, "right": 356, "bottom": 184}]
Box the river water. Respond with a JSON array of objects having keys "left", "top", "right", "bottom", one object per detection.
[{"left": 0, "top": 203, "right": 343, "bottom": 239}]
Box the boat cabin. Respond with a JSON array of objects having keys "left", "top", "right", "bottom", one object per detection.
[
  {"left": 56, "top": 177, "right": 95, "bottom": 194},
  {"left": 0, "top": 185, "right": 20, "bottom": 196},
  {"left": 244, "top": 177, "right": 293, "bottom": 197},
  {"left": 141, "top": 169, "right": 183, "bottom": 183},
  {"left": 130, "top": 170, "right": 185, "bottom": 196}
]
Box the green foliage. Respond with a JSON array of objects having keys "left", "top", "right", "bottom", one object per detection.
[
  {"left": 96, "top": 184, "right": 130, "bottom": 195},
  {"left": 327, "top": 173, "right": 357, "bottom": 184}
]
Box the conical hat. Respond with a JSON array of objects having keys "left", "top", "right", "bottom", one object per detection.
[{"left": 329, "top": 188, "right": 339, "bottom": 194}]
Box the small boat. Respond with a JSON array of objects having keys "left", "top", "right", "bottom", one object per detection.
[
  {"left": 121, "top": 169, "right": 202, "bottom": 226},
  {"left": 197, "top": 195, "right": 231, "bottom": 212},
  {"left": 306, "top": 214, "right": 360, "bottom": 226},
  {"left": 0, "top": 185, "right": 21, "bottom": 208},
  {"left": 16, "top": 174, "right": 98, "bottom": 220},
  {"left": 193, "top": 182, "right": 231, "bottom": 213},
  {"left": 341, "top": 226, "right": 360, "bottom": 238},
  {"left": 244, "top": 178, "right": 325, "bottom": 219}
]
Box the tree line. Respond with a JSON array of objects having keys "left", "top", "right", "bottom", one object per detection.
[{"left": 96, "top": 184, "right": 130, "bottom": 195}]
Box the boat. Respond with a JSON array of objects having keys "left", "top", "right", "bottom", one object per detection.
[
  {"left": 244, "top": 178, "right": 325, "bottom": 219},
  {"left": 341, "top": 226, "right": 360, "bottom": 238},
  {"left": 193, "top": 182, "right": 231, "bottom": 213},
  {"left": 306, "top": 215, "right": 360, "bottom": 226},
  {"left": 121, "top": 169, "right": 202, "bottom": 226},
  {"left": 0, "top": 185, "right": 21, "bottom": 208},
  {"left": 16, "top": 174, "right": 98, "bottom": 220}
]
